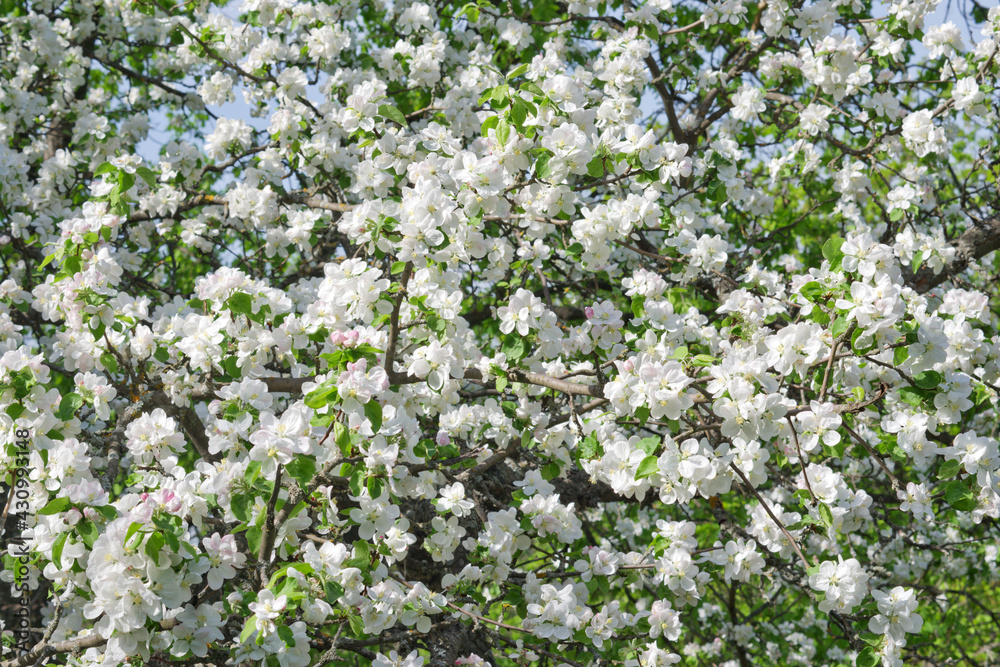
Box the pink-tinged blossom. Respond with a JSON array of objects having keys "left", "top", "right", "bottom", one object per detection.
[
  {"left": 248, "top": 590, "right": 287, "bottom": 637},
  {"left": 202, "top": 533, "right": 247, "bottom": 590},
  {"left": 337, "top": 358, "right": 389, "bottom": 413}
]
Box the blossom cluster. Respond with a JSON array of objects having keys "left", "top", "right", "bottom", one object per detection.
[{"left": 1, "top": 0, "right": 999, "bottom": 666}]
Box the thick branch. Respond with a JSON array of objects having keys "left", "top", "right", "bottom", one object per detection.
[
  {"left": 0, "top": 619, "right": 178, "bottom": 667},
  {"left": 384, "top": 262, "right": 414, "bottom": 377}
]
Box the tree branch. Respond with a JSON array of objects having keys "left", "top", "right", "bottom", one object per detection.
[{"left": 0, "top": 619, "right": 178, "bottom": 667}]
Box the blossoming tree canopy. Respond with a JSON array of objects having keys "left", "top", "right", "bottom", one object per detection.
[{"left": 2, "top": 0, "right": 1000, "bottom": 664}]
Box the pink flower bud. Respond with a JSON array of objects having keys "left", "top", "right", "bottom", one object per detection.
[{"left": 584, "top": 306, "right": 595, "bottom": 319}]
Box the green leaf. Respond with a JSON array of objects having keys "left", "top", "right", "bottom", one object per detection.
[
  {"left": 353, "top": 540, "right": 372, "bottom": 564},
  {"left": 818, "top": 502, "right": 834, "bottom": 528},
  {"left": 973, "top": 383, "right": 991, "bottom": 405},
  {"left": 830, "top": 315, "right": 849, "bottom": 338},
  {"left": 426, "top": 314, "right": 448, "bottom": 337},
  {"left": 637, "top": 437, "right": 660, "bottom": 455},
  {"left": 231, "top": 494, "right": 251, "bottom": 522},
  {"left": 495, "top": 118, "right": 511, "bottom": 145},
  {"left": 898, "top": 386, "right": 926, "bottom": 407},
  {"left": 246, "top": 525, "right": 263, "bottom": 554},
  {"left": 94, "top": 162, "right": 117, "bottom": 176},
  {"left": 506, "top": 63, "right": 529, "bottom": 80},
  {"left": 223, "top": 356, "right": 242, "bottom": 379},
  {"left": 367, "top": 475, "right": 385, "bottom": 498},
  {"left": 501, "top": 335, "right": 527, "bottom": 362},
  {"left": 859, "top": 633, "right": 883, "bottom": 647},
  {"left": 240, "top": 616, "right": 258, "bottom": 643},
  {"left": 822, "top": 236, "right": 845, "bottom": 270},
  {"left": 349, "top": 467, "right": 365, "bottom": 497},
  {"left": 94, "top": 505, "right": 118, "bottom": 521},
  {"left": 347, "top": 614, "right": 365, "bottom": 636},
  {"left": 118, "top": 171, "right": 135, "bottom": 192},
  {"left": 889, "top": 208, "right": 904, "bottom": 222},
  {"left": 857, "top": 647, "right": 879, "bottom": 667},
  {"left": 286, "top": 456, "right": 317, "bottom": 488},
  {"left": 712, "top": 181, "right": 727, "bottom": 203},
  {"left": 364, "top": 400, "right": 383, "bottom": 432},
  {"left": 227, "top": 291, "right": 253, "bottom": 315},
  {"left": 911, "top": 250, "right": 924, "bottom": 272},
  {"left": 324, "top": 581, "right": 344, "bottom": 602},
  {"left": 595, "top": 574, "right": 611, "bottom": 597},
  {"left": 634, "top": 455, "right": 660, "bottom": 480},
  {"left": 51, "top": 533, "right": 69, "bottom": 569},
  {"left": 245, "top": 461, "right": 262, "bottom": 489},
  {"left": 125, "top": 522, "right": 143, "bottom": 549},
  {"left": 304, "top": 379, "right": 337, "bottom": 409},
  {"left": 378, "top": 104, "right": 407, "bottom": 127},
  {"left": 491, "top": 84, "right": 509, "bottom": 106},
  {"left": 631, "top": 295, "right": 645, "bottom": 318},
  {"left": 690, "top": 354, "right": 717, "bottom": 367},
  {"left": 477, "top": 86, "right": 495, "bottom": 106},
  {"left": 800, "top": 281, "right": 825, "bottom": 302},
  {"left": 577, "top": 436, "right": 603, "bottom": 461},
  {"left": 38, "top": 497, "right": 72, "bottom": 515},
  {"left": 823, "top": 439, "right": 847, "bottom": 459},
  {"left": 520, "top": 81, "right": 544, "bottom": 96},
  {"left": 634, "top": 405, "right": 650, "bottom": 426},
  {"left": 135, "top": 166, "right": 158, "bottom": 188},
  {"left": 56, "top": 392, "right": 83, "bottom": 421},
  {"left": 913, "top": 371, "right": 942, "bottom": 389},
  {"left": 480, "top": 115, "right": 499, "bottom": 135},
  {"left": 586, "top": 156, "right": 604, "bottom": 178},
  {"left": 509, "top": 98, "right": 527, "bottom": 129},
  {"left": 277, "top": 624, "right": 295, "bottom": 646},
  {"left": 893, "top": 346, "right": 909, "bottom": 366},
  {"left": 163, "top": 530, "right": 180, "bottom": 553},
  {"left": 334, "top": 422, "right": 352, "bottom": 457},
  {"left": 144, "top": 531, "right": 165, "bottom": 565},
  {"left": 944, "top": 479, "right": 976, "bottom": 512},
  {"left": 100, "top": 353, "right": 118, "bottom": 373}
]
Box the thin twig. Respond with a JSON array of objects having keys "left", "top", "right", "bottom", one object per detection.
[{"left": 729, "top": 463, "right": 812, "bottom": 570}]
